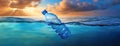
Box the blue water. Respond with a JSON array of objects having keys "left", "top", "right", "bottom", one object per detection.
[{"left": 0, "top": 22, "right": 120, "bottom": 46}]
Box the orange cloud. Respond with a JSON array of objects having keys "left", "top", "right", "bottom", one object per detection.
[
  {"left": 10, "top": 0, "right": 41, "bottom": 9},
  {"left": 0, "top": 0, "right": 42, "bottom": 16}
]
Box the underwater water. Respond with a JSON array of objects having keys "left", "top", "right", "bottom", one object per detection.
[
  {"left": 0, "top": 16, "right": 120, "bottom": 46},
  {"left": 0, "top": 22, "right": 120, "bottom": 46}
]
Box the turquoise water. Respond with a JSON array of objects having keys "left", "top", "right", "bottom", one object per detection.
[{"left": 0, "top": 22, "right": 120, "bottom": 46}]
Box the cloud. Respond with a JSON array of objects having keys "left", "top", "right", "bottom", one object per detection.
[
  {"left": 47, "top": 0, "right": 120, "bottom": 16},
  {"left": 0, "top": 0, "right": 41, "bottom": 8},
  {"left": 0, "top": 0, "right": 10, "bottom": 7},
  {"left": 0, "top": 0, "right": 42, "bottom": 16},
  {"left": 10, "top": 0, "right": 41, "bottom": 9}
]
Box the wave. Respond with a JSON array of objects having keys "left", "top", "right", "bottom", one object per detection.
[
  {"left": 65, "top": 18, "right": 120, "bottom": 26},
  {"left": 0, "top": 17, "right": 120, "bottom": 26},
  {"left": 62, "top": 16, "right": 120, "bottom": 26},
  {"left": 0, "top": 17, "right": 45, "bottom": 23},
  {"left": 65, "top": 22, "right": 120, "bottom": 26}
]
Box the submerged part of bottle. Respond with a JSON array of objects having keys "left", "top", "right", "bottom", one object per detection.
[{"left": 42, "top": 10, "right": 71, "bottom": 39}]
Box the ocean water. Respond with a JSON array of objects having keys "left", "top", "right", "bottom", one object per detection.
[
  {"left": 0, "top": 16, "right": 120, "bottom": 46},
  {"left": 0, "top": 22, "right": 120, "bottom": 46}
]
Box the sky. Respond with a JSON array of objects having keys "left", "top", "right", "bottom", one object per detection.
[
  {"left": 46, "top": 0, "right": 120, "bottom": 16},
  {"left": 0, "top": 0, "right": 120, "bottom": 17},
  {"left": 40, "top": 0, "right": 61, "bottom": 6}
]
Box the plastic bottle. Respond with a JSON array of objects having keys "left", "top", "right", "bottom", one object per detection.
[{"left": 42, "top": 10, "right": 71, "bottom": 39}]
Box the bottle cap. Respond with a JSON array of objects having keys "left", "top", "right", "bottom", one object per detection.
[{"left": 42, "top": 10, "right": 48, "bottom": 15}]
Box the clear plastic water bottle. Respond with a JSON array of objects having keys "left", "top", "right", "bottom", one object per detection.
[{"left": 42, "top": 10, "right": 71, "bottom": 39}]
